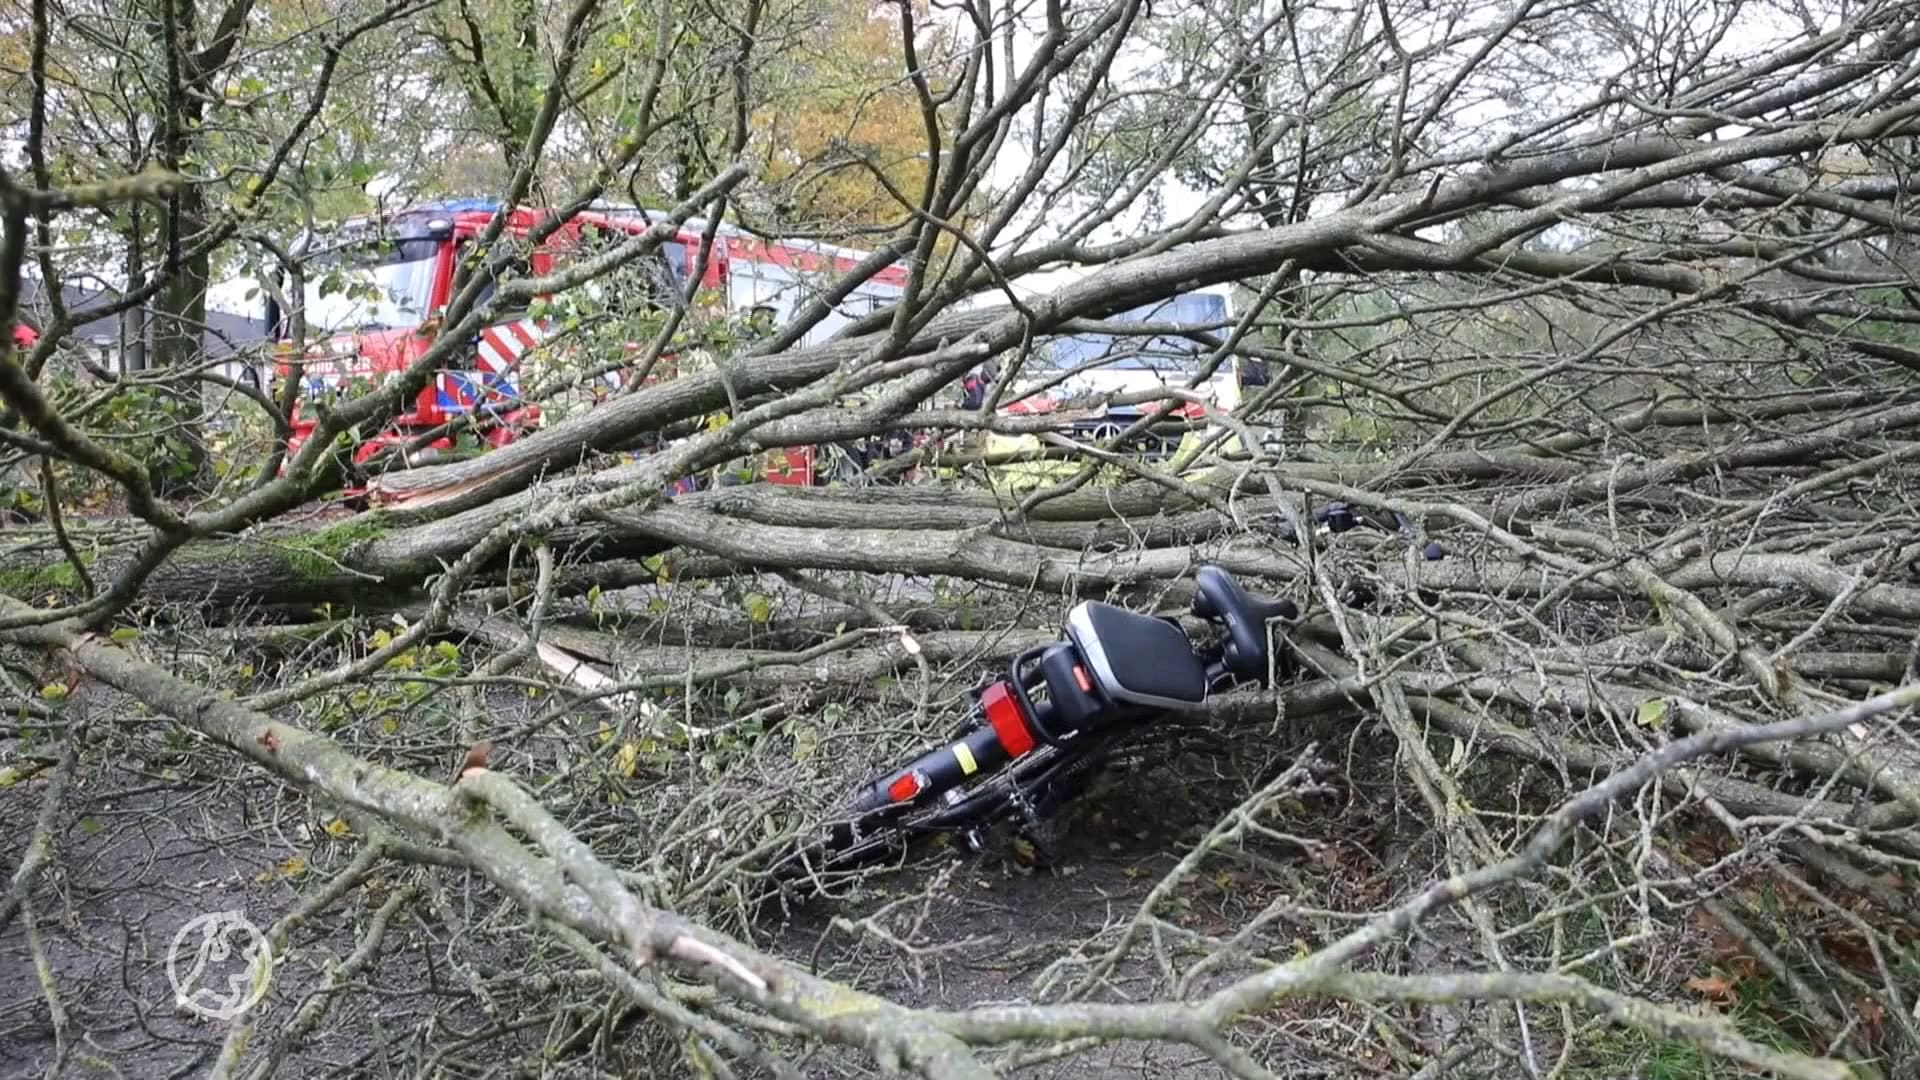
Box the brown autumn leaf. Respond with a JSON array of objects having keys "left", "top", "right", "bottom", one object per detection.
[
  {"left": 1685, "top": 973, "right": 1739, "bottom": 1004},
  {"left": 1689, "top": 908, "right": 1761, "bottom": 977},
  {"left": 1857, "top": 996, "right": 1887, "bottom": 1045},
  {"left": 1820, "top": 930, "right": 1878, "bottom": 974},
  {"left": 454, "top": 740, "right": 492, "bottom": 784}
]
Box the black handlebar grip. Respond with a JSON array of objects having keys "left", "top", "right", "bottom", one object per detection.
[
  {"left": 1192, "top": 566, "right": 1298, "bottom": 681},
  {"left": 1386, "top": 509, "right": 1446, "bottom": 560},
  {"left": 1310, "top": 502, "right": 1445, "bottom": 560}
]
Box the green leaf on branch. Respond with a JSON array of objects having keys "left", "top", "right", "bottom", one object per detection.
[
  {"left": 1636, "top": 699, "right": 1670, "bottom": 729},
  {"left": 744, "top": 593, "right": 773, "bottom": 623}
]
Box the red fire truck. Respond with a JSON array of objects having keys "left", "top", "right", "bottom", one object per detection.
[{"left": 267, "top": 199, "right": 913, "bottom": 491}]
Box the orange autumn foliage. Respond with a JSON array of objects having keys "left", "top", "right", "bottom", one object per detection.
[{"left": 753, "top": 0, "right": 958, "bottom": 236}]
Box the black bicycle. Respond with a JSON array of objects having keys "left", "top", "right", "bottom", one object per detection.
[{"left": 762, "top": 502, "right": 1442, "bottom": 897}]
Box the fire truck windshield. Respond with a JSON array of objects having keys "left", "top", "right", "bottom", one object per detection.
[
  {"left": 300, "top": 240, "right": 439, "bottom": 335},
  {"left": 1049, "top": 293, "right": 1229, "bottom": 374}
]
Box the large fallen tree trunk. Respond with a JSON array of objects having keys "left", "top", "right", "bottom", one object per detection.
[{"left": 79, "top": 462, "right": 1920, "bottom": 615}]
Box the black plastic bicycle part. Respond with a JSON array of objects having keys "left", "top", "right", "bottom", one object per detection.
[
  {"left": 1065, "top": 602, "right": 1209, "bottom": 709},
  {"left": 1008, "top": 644, "right": 1078, "bottom": 745},
  {"left": 1192, "top": 565, "right": 1300, "bottom": 682},
  {"left": 1302, "top": 500, "right": 1445, "bottom": 561},
  {"left": 844, "top": 678, "right": 1045, "bottom": 817}
]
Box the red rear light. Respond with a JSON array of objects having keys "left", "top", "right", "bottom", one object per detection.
[
  {"left": 982, "top": 681, "right": 1036, "bottom": 758},
  {"left": 887, "top": 772, "right": 923, "bottom": 802}
]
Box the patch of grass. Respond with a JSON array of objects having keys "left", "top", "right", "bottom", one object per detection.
[
  {"left": 1721, "top": 973, "right": 1823, "bottom": 1059},
  {"left": 1570, "top": 1027, "right": 1749, "bottom": 1079},
  {"left": 0, "top": 558, "right": 82, "bottom": 597},
  {"left": 1562, "top": 973, "right": 1815, "bottom": 1080}
]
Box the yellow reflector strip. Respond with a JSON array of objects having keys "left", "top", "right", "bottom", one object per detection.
[{"left": 952, "top": 743, "right": 978, "bottom": 776}]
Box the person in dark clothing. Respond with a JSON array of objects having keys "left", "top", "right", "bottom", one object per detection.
[
  {"left": 960, "top": 360, "right": 1000, "bottom": 410},
  {"left": 960, "top": 373, "right": 985, "bottom": 410}
]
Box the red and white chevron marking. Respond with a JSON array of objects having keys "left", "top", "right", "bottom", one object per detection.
[{"left": 475, "top": 319, "right": 547, "bottom": 374}]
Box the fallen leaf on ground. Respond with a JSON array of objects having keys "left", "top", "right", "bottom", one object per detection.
[{"left": 1685, "top": 973, "right": 1738, "bottom": 1004}]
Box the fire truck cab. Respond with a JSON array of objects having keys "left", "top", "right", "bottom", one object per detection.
[
  {"left": 269, "top": 200, "right": 721, "bottom": 470},
  {"left": 266, "top": 200, "right": 911, "bottom": 487}
]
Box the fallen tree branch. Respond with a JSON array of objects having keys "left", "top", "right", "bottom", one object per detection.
[{"left": 0, "top": 717, "right": 83, "bottom": 937}]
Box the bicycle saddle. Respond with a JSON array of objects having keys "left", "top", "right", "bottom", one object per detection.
[{"left": 1065, "top": 601, "right": 1209, "bottom": 708}]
